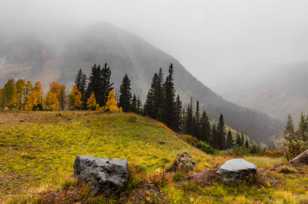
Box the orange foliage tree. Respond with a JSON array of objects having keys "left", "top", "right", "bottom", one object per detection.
[
  {"left": 45, "top": 82, "right": 66, "bottom": 111},
  {"left": 25, "top": 81, "right": 43, "bottom": 111},
  {"left": 69, "top": 84, "right": 82, "bottom": 110}
]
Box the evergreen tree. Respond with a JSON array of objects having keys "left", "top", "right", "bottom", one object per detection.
[
  {"left": 99, "top": 63, "right": 113, "bottom": 106},
  {"left": 163, "top": 64, "right": 176, "bottom": 130},
  {"left": 131, "top": 94, "right": 137, "bottom": 113},
  {"left": 216, "top": 114, "right": 226, "bottom": 149},
  {"left": 144, "top": 74, "right": 158, "bottom": 118},
  {"left": 136, "top": 96, "right": 142, "bottom": 114},
  {"left": 184, "top": 99, "right": 194, "bottom": 135},
  {"left": 226, "top": 130, "right": 233, "bottom": 149},
  {"left": 298, "top": 113, "right": 307, "bottom": 140},
  {"left": 245, "top": 140, "right": 250, "bottom": 149},
  {"left": 285, "top": 114, "right": 295, "bottom": 135},
  {"left": 200, "top": 110, "right": 211, "bottom": 142},
  {"left": 86, "top": 64, "right": 100, "bottom": 103},
  {"left": 236, "top": 133, "right": 242, "bottom": 146},
  {"left": 86, "top": 64, "right": 113, "bottom": 107},
  {"left": 119, "top": 74, "right": 132, "bottom": 112},
  {"left": 174, "top": 95, "right": 182, "bottom": 131},
  {"left": 75, "top": 69, "right": 87, "bottom": 108},
  {"left": 211, "top": 124, "right": 217, "bottom": 148},
  {"left": 156, "top": 68, "right": 164, "bottom": 120},
  {"left": 194, "top": 101, "right": 200, "bottom": 138}
]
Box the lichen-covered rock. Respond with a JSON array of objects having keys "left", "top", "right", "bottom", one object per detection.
[
  {"left": 290, "top": 150, "right": 308, "bottom": 165},
  {"left": 217, "top": 159, "right": 257, "bottom": 183},
  {"left": 168, "top": 152, "right": 196, "bottom": 172},
  {"left": 74, "top": 156, "right": 129, "bottom": 196}
]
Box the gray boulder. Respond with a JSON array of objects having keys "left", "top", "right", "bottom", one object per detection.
[
  {"left": 290, "top": 150, "right": 308, "bottom": 165},
  {"left": 74, "top": 156, "right": 129, "bottom": 196},
  {"left": 217, "top": 159, "right": 257, "bottom": 183}
]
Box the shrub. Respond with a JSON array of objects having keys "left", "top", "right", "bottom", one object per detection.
[{"left": 196, "top": 141, "right": 216, "bottom": 154}]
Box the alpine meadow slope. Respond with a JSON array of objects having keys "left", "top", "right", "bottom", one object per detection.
[{"left": 0, "top": 23, "right": 283, "bottom": 144}]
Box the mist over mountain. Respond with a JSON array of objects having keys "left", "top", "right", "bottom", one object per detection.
[
  {"left": 223, "top": 63, "right": 308, "bottom": 123},
  {"left": 0, "top": 23, "right": 283, "bottom": 144}
]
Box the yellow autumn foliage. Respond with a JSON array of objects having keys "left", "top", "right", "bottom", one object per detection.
[
  {"left": 87, "top": 93, "right": 98, "bottom": 110},
  {"left": 104, "top": 89, "right": 121, "bottom": 113},
  {"left": 45, "top": 82, "right": 66, "bottom": 111},
  {"left": 69, "top": 84, "right": 82, "bottom": 110},
  {"left": 25, "top": 81, "right": 43, "bottom": 111}
]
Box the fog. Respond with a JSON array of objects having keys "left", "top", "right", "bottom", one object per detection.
[{"left": 1, "top": 0, "right": 308, "bottom": 94}]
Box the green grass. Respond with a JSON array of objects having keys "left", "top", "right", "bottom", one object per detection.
[
  {"left": 0, "top": 112, "right": 307, "bottom": 203},
  {"left": 0, "top": 112, "right": 208, "bottom": 202}
]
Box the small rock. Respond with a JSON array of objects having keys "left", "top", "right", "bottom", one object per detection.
[
  {"left": 217, "top": 159, "right": 257, "bottom": 183},
  {"left": 168, "top": 152, "right": 196, "bottom": 172},
  {"left": 290, "top": 150, "right": 308, "bottom": 165},
  {"left": 74, "top": 156, "right": 129, "bottom": 196}
]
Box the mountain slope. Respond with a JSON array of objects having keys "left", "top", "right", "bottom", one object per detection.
[
  {"left": 0, "top": 23, "right": 283, "bottom": 144},
  {"left": 224, "top": 63, "right": 308, "bottom": 122}
]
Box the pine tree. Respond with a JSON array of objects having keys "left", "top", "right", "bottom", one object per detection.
[
  {"left": 131, "top": 94, "right": 137, "bottom": 113},
  {"left": 226, "top": 131, "right": 233, "bottom": 149},
  {"left": 194, "top": 101, "right": 200, "bottom": 138},
  {"left": 216, "top": 114, "right": 226, "bottom": 149},
  {"left": 174, "top": 95, "right": 182, "bottom": 131},
  {"left": 144, "top": 73, "right": 159, "bottom": 118},
  {"left": 136, "top": 96, "right": 142, "bottom": 114},
  {"left": 163, "top": 64, "right": 176, "bottom": 130},
  {"left": 75, "top": 69, "right": 87, "bottom": 108},
  {"left": 298, "top": 113, "right": 307, "bottom": 140},
  {"left": 86, "top": 64, "right": 113, "bottom": 107},
  {"left": 99, "top": 63, "right": 113, "bottom": 106},
  {"left": 156, "top": 68, "right": 164, "bottom": 120},
  {"left": 211, "top": 124, "right": 217, "bottom": 148},
  {"left": 200, "top": 110, "right": 211, "bottom": 142},
  {"left": 285, "top": 114, "right": 295, "bottom": 135},
  {"left": 184, "top": 99, "right": 194, "bottom": 135},
  {"left": 245, "top": 140, "right": 250, "bottom": 149},
  {"left": 119, "top": 74, "right": 132, "bottom": 112},
  {"left": 105, "top": 89, "right": 121, "bottom": 112},
  {"left": 236, "top": 133, "right": 242, "bottom": 146}
]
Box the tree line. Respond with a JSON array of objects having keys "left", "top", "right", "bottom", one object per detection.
[
  {"left": 284, "top": 113, "right": 308, "bottom": 159},
  {"left": 0, "top": 63, "right": 254, "bottom": 150}
]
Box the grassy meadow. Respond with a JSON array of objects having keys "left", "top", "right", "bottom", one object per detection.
[{"left": 0, "top": 112, "right": 307, "bottom": 203}]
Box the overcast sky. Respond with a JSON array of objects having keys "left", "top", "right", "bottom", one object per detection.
[{"left": 1, "top": 0, "right": 308, "bottom": 93}]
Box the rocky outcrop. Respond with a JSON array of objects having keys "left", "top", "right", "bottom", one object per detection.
[
  {"left": 74, "top": 156, "right": 129, "bottom": 196},
  {"left": 168, "top": 152, "right": 196, "bottom": 172},
  {"left": 290, "top": 150, "right": 308, "bottom": 165},
  {"left": 217, "top": 159, "right": 257, "bottom": 183}
]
